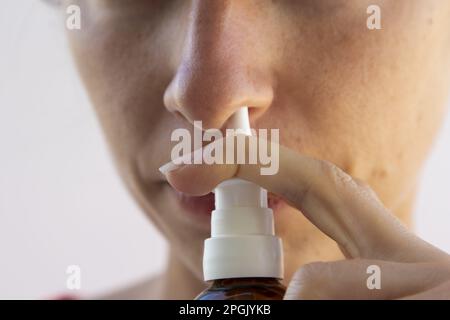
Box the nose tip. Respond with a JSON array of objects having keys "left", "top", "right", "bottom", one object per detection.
[{"left": 163, "top": 62, "right": 274, "bottom": 129}]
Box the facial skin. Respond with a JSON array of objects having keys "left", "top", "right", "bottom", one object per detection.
[{"left": 65, "top": 0, "right": 450, "bottom": 298}]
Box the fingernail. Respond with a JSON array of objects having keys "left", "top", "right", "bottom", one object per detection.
[
  {"left": 158, "top": 149, "right": 196, "bottom": 174},
  {"left": 159, "top": 146, "right": 205, "bottom": 175},
  {"left": 158, "top": 161, "right": 184, "bottom": 175}
]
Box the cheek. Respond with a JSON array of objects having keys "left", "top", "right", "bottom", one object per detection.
[
  {"left": 269, "top": 1, "right": 448, "bottom": 194},
  {"left": 68, "top": 18, "right": 172, "bottom": 160}
]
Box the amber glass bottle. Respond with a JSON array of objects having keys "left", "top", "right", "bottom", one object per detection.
[{"left": 196, "top": 278, "right": 286, "bottom": 300}]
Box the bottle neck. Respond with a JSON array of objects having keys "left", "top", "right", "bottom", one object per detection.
[{"left": 210, "top": 278, "right": 283, "bottom": 289}]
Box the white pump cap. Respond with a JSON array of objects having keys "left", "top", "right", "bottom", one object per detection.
[{"left": 202, "top": 107, "right": 283, "bottom": 281}]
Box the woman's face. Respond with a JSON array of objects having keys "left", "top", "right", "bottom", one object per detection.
[{"left": 66, "top": 0, "right": 450, "bottom": 281}]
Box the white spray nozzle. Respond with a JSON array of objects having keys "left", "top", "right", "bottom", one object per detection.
[
  {"left": 214, "top": 178, "right": 268, "bottom": 210},
  {"left": 227, "top": 106, "right": 252, "bottom": 135},
  {"left": 202, "top": 107, "right": 283, "bottom": 281}
]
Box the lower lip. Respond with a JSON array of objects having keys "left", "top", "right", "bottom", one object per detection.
[
  {"left": 175, "top": 190, "right": 216, "bottom": 215},
  {"left": 172, "top": 187, "right": 285, "bottom": 216}
]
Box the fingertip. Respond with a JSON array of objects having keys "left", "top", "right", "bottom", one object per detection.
[{"left": 165, "top": 163, "right": 238, "bottom": 196}]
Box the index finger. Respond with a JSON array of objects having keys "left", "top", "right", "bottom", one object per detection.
[{"left": 160, "top": 135, "right": 447, "bottom": 262}]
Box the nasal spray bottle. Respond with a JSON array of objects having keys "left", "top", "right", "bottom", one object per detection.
[{"left": 196, "top": 107, "right": 285, "bottom": 300}]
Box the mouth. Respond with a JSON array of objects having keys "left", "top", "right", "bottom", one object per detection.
[
  {"left": 174, "top": 189, "right": 216, "bottom": 216},
  {"left": 170, "top": 184, "right": 285, "bottom": 217}
]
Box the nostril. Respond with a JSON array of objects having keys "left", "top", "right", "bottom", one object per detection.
[
  {"left": 246, "top": 104, "right": 271, "bottom": 124},
  {"left": 172, "top": 110, "right": 185, "bottom": 122}
]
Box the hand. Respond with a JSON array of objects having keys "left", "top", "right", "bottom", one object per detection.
[{"left": 160, "top": 136, "right": 450, "bottom": 299}]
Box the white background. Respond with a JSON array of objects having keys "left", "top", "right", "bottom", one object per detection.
[{"left": 0, "top": 1, "right": 449, "bottom": 299}]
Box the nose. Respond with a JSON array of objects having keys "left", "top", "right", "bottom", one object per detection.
[{"left": 163, "top": 0, "right": 274, "bottom": 129}]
